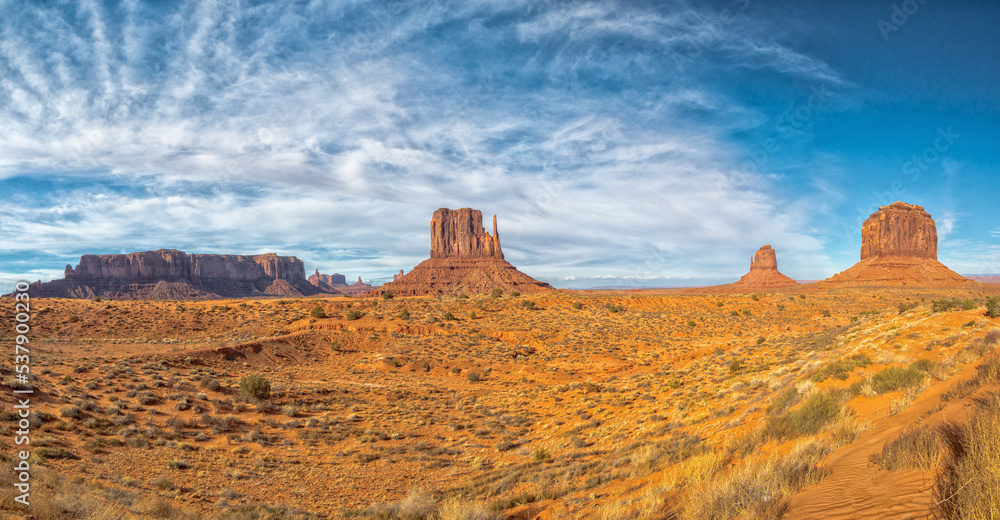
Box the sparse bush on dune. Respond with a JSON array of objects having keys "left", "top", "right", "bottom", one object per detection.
[
  {"left": 935, "top": 392, "right": 1000, "bottom": 519},
  {"left": 683, "top": 440, "right": 831, "bottom": 520},
  {"left": 871, "top": 425, "right": 941, "bottom": 471},
  {"left": 766, "top": 390, "right": 842, "bottom": 439},
  {"left": 870, "top": 365, "right": 924, "bottom": 394},
  {"left": 309, "top": 305, "right": 326, "bottom": 318}
]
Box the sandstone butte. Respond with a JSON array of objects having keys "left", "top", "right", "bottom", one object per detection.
[
  {"left": 730, "top": 245, "right": 800, "bottom": 290},
  {"left": 823, "top": 201, "right": 972, "bottom": 287},
  {"left": 19, "top": 249, "right": 329, "bottom": 299},
  {"left": 373, "top": 208, "right": 554, "bottom": 297},
  {"left": 308, "top": 270, "right": 373, "bottom": 296}
]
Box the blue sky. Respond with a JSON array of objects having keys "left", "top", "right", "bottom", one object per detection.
[{"left": 1, "top": 0, "right": 998, "bottom": 289}]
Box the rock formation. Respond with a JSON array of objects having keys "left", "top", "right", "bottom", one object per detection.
[
  {"left": 393, "top": 270, "right": 405, "bottom": 282},
  {"left": 21, "top": 249, "right": 326, "bottom": 299},
  {"left": 308, "top": 270, "right": 372, "bottom": 296},
  {"left": 374, "top": 208, "right": 553, "bottom": 296},
  {"left": 824, "top": 202, "right": 971, "bottom": 286},
  {"left": 730, "top": 245, "right": 800, "bottom": 291}
]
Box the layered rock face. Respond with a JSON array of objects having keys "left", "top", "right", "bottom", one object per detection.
[
  {"left": 860, "top": 202, "right": 937, "bottom": 260},
  {"left": 728, "top": 245, "right": 799, "bottom": 291},
  {"left": 374, "top": 208, "right": 553, "bottom": 297},
  {"left": 825, "top": 202, "right": 970, "bottom": 287},
  {"left": 431, "top": 208, "right": 503, "bottom": 259},
  {"left": 25, "top": 250, "right": 325, "bottom": 299}
]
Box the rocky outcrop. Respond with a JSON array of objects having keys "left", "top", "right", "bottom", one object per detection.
[
  {"left": 374, "top": 208, "right": 553, "bottom": 297},
  {"left": 308, "top": 270, "right": 372, "bottom": 296},
  {"left": 825, "top": 202, "right": 971, "bottom": 287},
  {"left": 393, "top": 270, "right": 405, "bottom": 282},
  {"left": 22, "top": 249, "right": 326, "bottom": 299},
  {"left": 860, "top": 202, "right": 937, "bottom": 260},
  {"left": 430, "top": 208, "right": 503, "bottom": 259},
  {"left": 731, "top": 245, "right": 799, "bottom": 291}
]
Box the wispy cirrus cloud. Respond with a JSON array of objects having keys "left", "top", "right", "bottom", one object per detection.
[{"left": 0, "top": 0, "right": 859, "bottom": 288}]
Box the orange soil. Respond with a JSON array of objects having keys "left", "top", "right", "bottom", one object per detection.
[{"left": 0, "top": 286, "right": 998, "bottom": 519}]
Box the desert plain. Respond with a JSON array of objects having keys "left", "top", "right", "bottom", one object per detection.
[{"left": 2, "top": 284, "right": 1000, "bottom": 519}]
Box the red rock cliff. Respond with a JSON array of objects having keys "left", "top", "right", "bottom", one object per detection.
[
  {"left": 430, "top": 208, "right": 503, "bottom": 259},
  {"left": 860, "top": 202, "right": 938, "bottom": 260},
  {"left": 26, "top": 249, "right": 322, "bottom": 299},
  {"left": 750, "top": 245, "right": 779, "bottom": 271}
]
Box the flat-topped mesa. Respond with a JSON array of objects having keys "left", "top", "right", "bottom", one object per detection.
[
  {"left": 861, "top": 202, "right": 938, "bottom": 260},
  {"left": 750, "top": 245, "right": 778, "bottom": 271},
  {"left": 23, "top": 249, "right": 324, "bottom": 299},
  {"left": 823, "top": 201, "right": 971, "bottom": 287},
  {"left": 430, "top": 208, "right": 503, "bottom": 259}
]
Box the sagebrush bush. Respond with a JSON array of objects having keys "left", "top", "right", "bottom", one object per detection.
[
  {"left": 238, "top": 374, "right": 271, "bottom": 402},
  {"left": 309, "top": 306, "right": 326, "bottom": 319}
]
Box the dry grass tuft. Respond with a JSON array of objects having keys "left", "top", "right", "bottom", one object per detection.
[
  {"left": 871, "top": 425, "right": 941, "bottom": 471},
  {"left": 935, "top": 392, "right": 1000, "bottom": 519}
]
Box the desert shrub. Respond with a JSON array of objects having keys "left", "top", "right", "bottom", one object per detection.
[
  {"left": 346, "top": 309, "right": 364, "bottom": 320},
  {"left": 572, "top": 301, "right": 583, "bottom": 309},
  {"left": 932, "top": 298, "right": 976, "bottom": 313},
  {"left": 33, "top": 447, "right": 77, "bottom": 459},
  {"left": 309, "top": 306, "right": 326, "bottom": 319},
  {"left": 382, "top": 291, "right": 393, "bottom": 300},
  {"left": 728, "top": 359, "right": 742, "bottom": 372},
  {"left": 811, "top": 354, "right": 872, "bottom": 382},
  {"left": 400, "top": 308, "right": 410, "bottom": 320},
  {"left": 239, "top": 374, "right": 271, "bottom": 402},
  {"left": 490, "top": 288, "right": 503, "bottom": 298},
  {"left": 437, "top": 497, "right": 500, "bottom": 520},
  {"left": 767, "top": 387, "right": 801, "bottom": 416},
  {"left": 531, "top": 447, "right": 551, "bottom": 461},
  {"left": 821, "top": 309, "right": 832, "bottom": 317},
  {"left": 909, "top": 358, "right": 936, "bottom": 373},
  {"left": 935, "top": 392, "right": 1000, "bottom": 519},
  {"left": 871, "top": 425, "right": 940, "bottom": 471},
  {"left": 606, "top": 303, "right": 624, "bottom": 313},
  {"left": 757, "top": 336, "right": 766, "bottom": 345},
  {"left": 361, "top": 488, "right": 437, "bottom": 520},
  {"left": 60, "top": 405, "right": 82, "bottom": 419},
  {"left": 768, "top": 390, "right": 842, "bottom": 438},
  {"left": 898, "top": 301, "right": 919, "bottom": 314},
  {"left": 509, "top": 291, "right": 520, "bottom": 297},
  {"left": 467, "top": 372, "right": 481, "bottom": 383},
  {"left": 871, "top": 366, "right": 924, "bottom": 394},
  {"left": 520, "top": 300, "right": 536, "bottom": 310},
  {"left": 987, "top": 297, "right": 1000, "bottom": 318},
  {"left": 443, "top": 312, "right": 455, "bottom": 321},
  {"left": 199, "top": 376, "right": 221, "bottom": 391},
  {"left": 683, "top": 441, "right": 829, "bottom": 520}
]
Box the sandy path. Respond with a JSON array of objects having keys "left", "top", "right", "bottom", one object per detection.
[{"left": 785, "top": 363, "right": 992, "bottom": 519}]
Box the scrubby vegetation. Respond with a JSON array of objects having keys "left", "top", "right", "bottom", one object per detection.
[
  {"left": 238, "top": 374, "right": 271, "bottom": 402},
  {"left": 936, "top": 392, "right": 1000, "bottom": 519},
  {"left": 871, "top": 425, "right": 941, "bottom": 471}
]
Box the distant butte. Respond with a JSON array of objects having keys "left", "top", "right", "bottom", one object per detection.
[
  {"left": 731, "top": 245, "right": 800, "bottom": 291},
  {"left": 823, "top": 202, "right": 972, "bottom": 287},
  {"left": 308, "top": 270, "right": 372, "bottom": 296},
  {"left": 374, "top": 208, "right": 553, "bottom": 297},
  {"left": 16, "top": 249, "right": 328, "bottom": 299}
]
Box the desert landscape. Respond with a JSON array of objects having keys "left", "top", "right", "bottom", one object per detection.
[
  {"left": 3, "top": 2, "right": 999, "bottom": 519},
  {"left": 3, "top": 202, "right": 1000, "bottom": 519}
]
